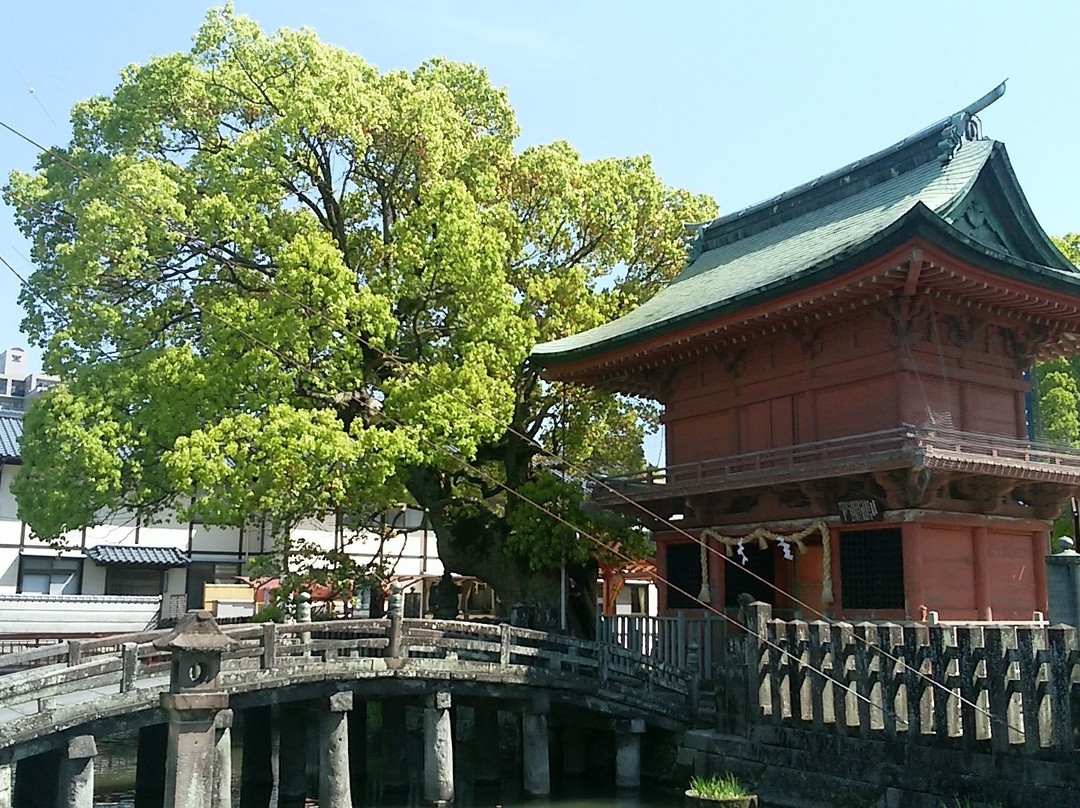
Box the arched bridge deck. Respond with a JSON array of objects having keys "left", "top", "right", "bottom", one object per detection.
[{"left": 0, "top": 618, "right": 695, "bottom": 757}]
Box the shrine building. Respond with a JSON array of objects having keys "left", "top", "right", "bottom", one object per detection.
[{"left": 531, "top": 84, "right": 1080, "bottom": 623}]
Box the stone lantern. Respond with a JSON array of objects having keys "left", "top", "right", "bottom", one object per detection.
[{"left": 152, "top": 610, "right": 236, "bottom": 808}]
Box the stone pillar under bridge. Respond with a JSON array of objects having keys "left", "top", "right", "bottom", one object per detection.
[
  {"left": 59, "top": 734, "right": 97, "bottom": 808},
  {"left": 522, "top": 697, "right": 550, "bottom": 797},
  {"left": 136, "top": 723, "right": 167, "bottom": 808},
  {"left": 319, "top": 692, "right": 353, "bottom": 808},
  {"left": 614, "top": 719, "right": 646, "bottom": 788},
  {"left": 0, "top": 754, "right": 10, "bottom": 808},
  {"left": 13, "top": 748, "right": 59, "bottom": 808},
  {"left": 213, "top": 709, "right": 233, "bottom": 808},
  {"left": 239, "top": 706, "right": 273, "bottom": 808},
  {"left": 423, "top": 691, "right": 454, "bottom": 806},
  {"left": 277, "top": 701, "right": 311, "bottom": 808}
]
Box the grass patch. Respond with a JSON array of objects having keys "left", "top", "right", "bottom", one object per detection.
[{"left": 688, "top": 772, "right": 751, "bottom": 800}]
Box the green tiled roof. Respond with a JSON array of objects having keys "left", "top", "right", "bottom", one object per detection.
[{"left": 532, "top": 91, "right": 1080, "bottom": 367}]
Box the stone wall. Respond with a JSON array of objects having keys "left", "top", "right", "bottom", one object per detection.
[
  {"left": 659, "top": 602, "right": 1080, "bottom": 808},
  {"left": 671, "top": 724, "right": 1080, "bottom": 808}
]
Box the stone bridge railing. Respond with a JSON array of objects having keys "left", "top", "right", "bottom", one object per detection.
[
  {"left": 0, "top": 617, "right": 694, "bottom": 754},
  {"left": 742, "top": 602, "right": 1080, "bottom": 756}
]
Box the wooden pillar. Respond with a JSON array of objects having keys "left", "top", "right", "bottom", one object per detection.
[
  {"left": 1033, "top": 530, "right": 1050, "bottom": 618},
  {"left": 827, "top": 524, "right": 842, "bottom": 614},
  {"left": 707, "top": 533, "right": 724, "bottom": 608},
  {"left": 902, "top": 522, "right": 926, "bottom": 621},
  {"left": 972, "top": 527, "right": 993, "bottom": 621}
]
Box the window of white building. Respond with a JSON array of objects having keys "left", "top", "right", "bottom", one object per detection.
[{"left": 18, "top": 556, "right": 82, "bottom": 595}]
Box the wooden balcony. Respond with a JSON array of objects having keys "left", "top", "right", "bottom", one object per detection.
[{"left": 591, "top": 425, "right": 1080, "bottom": 507}]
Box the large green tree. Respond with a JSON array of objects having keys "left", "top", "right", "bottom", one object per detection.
[{"left": 5, "top": 8, "right": 715, "bottom": 621}]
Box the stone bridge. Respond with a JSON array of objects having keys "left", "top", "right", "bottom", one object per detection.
[{"left": 0, "top": 611, "right": 696, "bottom": 807}]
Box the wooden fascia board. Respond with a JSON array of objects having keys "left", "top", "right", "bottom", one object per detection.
[{"left": 543, "top": 242, "right": 922, "bottom": 384}]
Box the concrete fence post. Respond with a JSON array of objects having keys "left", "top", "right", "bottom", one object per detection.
[{"left": 213, "top": 709, "right": 233, "bottom": 808}]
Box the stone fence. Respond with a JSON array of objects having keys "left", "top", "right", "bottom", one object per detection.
[{"left": 741, "top": 602, "right": 1079, "bottom": 755}]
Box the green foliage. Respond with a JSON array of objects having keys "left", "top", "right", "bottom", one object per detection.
[
  {"left": 688, "top": 772, "right": 751, "bottom": 799},
  {"left": 4, "top": 7, "right": 715, "bottom": 604},
  {"left": 1038, "top": 370, "right": 1080, "bottom": 446},
  {"left": 505, "top": 471, "right": 651, "bottom": 571},
  {"left": 245, "top": 532, "right": 391, "bottom": 617},
  {"left": 1053, "top": 233, "right": 1080, "bottom": 267}
]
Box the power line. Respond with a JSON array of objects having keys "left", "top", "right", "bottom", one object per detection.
[{"left": 0, "top": 112, "right": 1027, "bottom": 736}]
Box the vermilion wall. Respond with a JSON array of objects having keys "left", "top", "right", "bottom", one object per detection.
[{"left": 664, "top": 304, "right": 1028, "bottom": 466}]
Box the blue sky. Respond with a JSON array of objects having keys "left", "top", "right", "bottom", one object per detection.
[{"left": 2, "top": 0, "right": 1079, "bottom": 390}]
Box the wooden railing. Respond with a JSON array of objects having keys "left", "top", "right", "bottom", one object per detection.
[
  {"left": 0, "top": 618, "right": 695, "bottom": 746},
  {"left": 592, "top": 425, "right": 1080, "bottom": 502},
  {"left": 597, "top": 612, "right": 741, "bottom": 675},
  {"left": 743, "top": 602, "right": 1080, "bottom": 755}
]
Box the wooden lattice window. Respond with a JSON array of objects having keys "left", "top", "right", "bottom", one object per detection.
[{"left": 839, "top": 527, "right": 905, "bottom": 610}]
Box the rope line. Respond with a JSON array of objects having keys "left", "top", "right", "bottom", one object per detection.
[{"left": 0, "top": 113, "right": 1031, "bottom": 736}]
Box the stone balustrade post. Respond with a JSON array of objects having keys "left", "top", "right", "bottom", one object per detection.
[
  {"left": 423, "top": 691, "right": 454, "bottom": 806},
  {"left": 388, "top": 583, "right": 404, "bottom": 659}
]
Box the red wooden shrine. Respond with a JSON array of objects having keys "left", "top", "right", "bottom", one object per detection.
[{"left": 533, "top": 85, "right": 1080, "bottom": 622}]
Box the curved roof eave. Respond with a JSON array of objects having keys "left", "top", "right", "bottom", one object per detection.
[{"left": 532, "top": 204, "right": 1080, "bottom": 371}]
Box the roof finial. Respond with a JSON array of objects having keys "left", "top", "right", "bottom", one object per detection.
[{"left": 938, "top": 81, "right": 1007, "bottom": 164}]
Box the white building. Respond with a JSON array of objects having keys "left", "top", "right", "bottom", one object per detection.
[
  {"left": 0, "top": 408, "right": 493, "bottom": 639},
  {"left": 0, "top": 347, "right": 59, "bottom": 413}
]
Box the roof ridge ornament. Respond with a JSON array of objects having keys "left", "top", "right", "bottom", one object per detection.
[{"left": 937, "top": 81, "right": 1007, "bottom": 164}]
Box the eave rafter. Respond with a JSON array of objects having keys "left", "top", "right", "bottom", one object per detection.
[{"left": 550, "top": 237, "right": 1080, "bottom": 397}]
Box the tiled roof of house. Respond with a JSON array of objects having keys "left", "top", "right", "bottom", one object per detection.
[
  {"left": 0, "top": 413, "right": 21, "bottom": 462},
  {"left": 85, "top": 544, "right": 191, "bottom": 568},
  {"left": 531, "top": 84, "right": 1080, "bottom": 367}
]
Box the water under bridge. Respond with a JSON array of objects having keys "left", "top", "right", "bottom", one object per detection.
[{"left": 0, "top": 611, "right": 699, "bottom": 807}]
